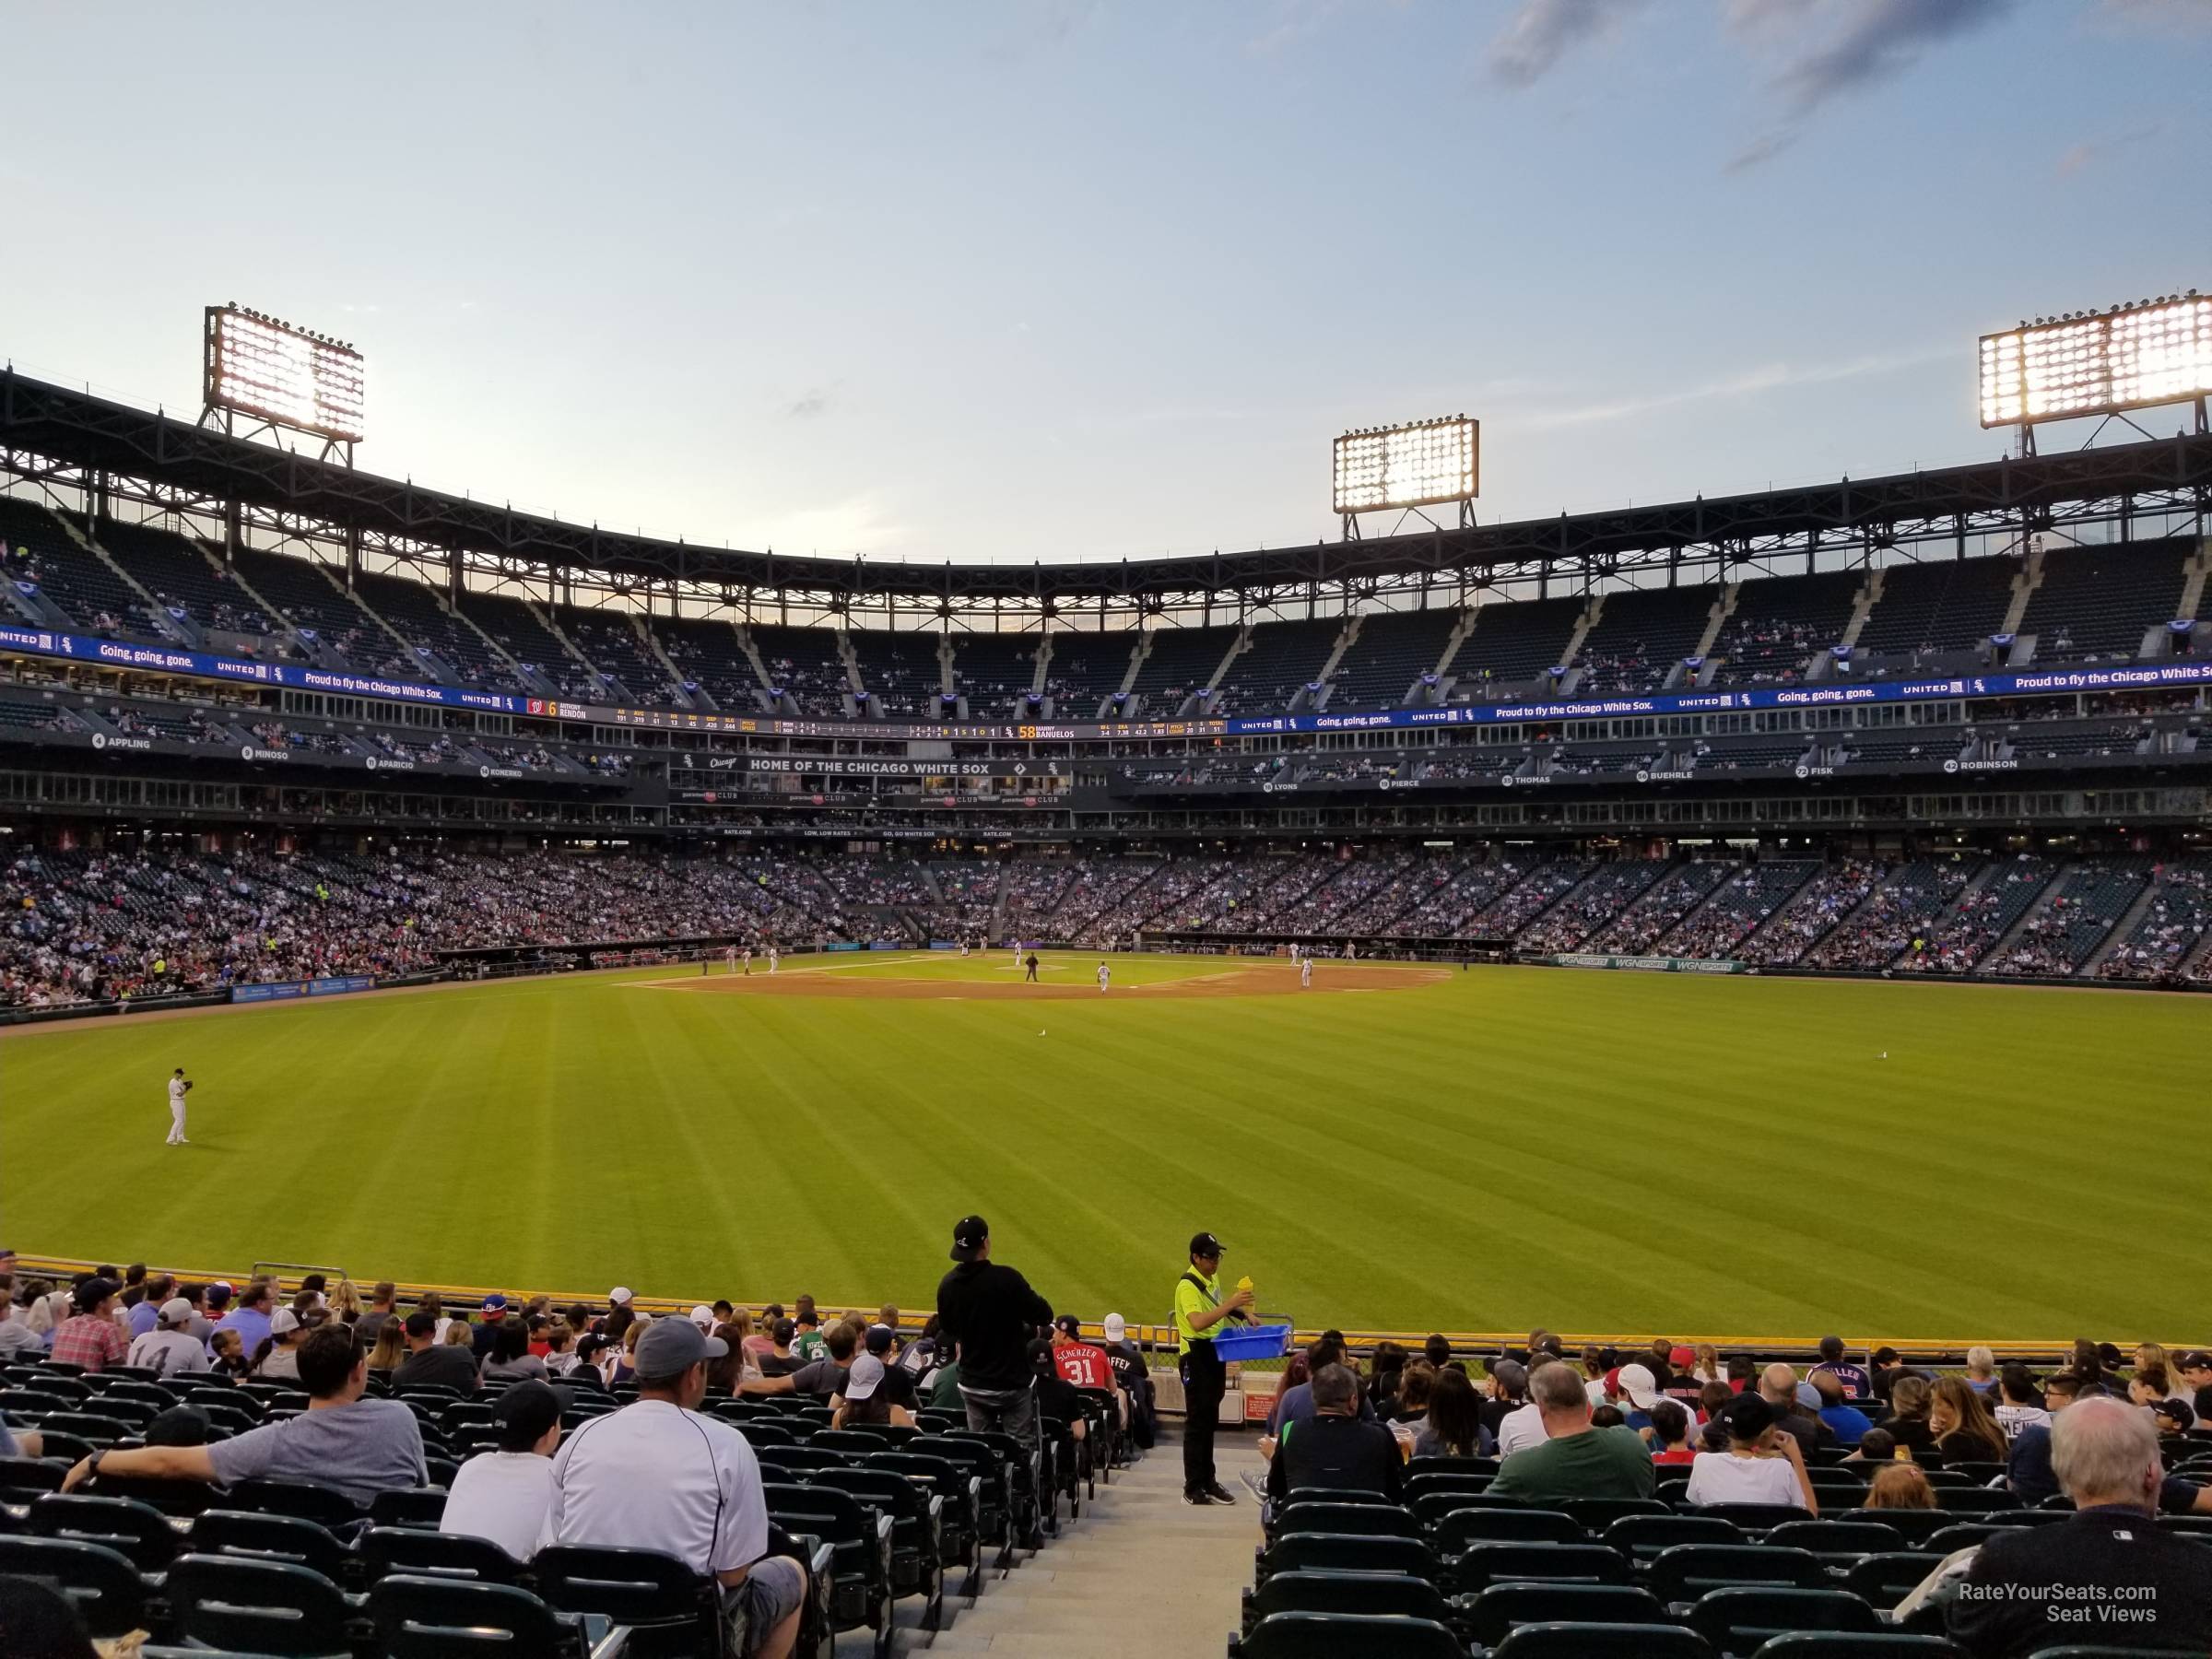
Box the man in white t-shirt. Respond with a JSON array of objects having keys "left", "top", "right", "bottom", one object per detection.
[
  {"left": 540, "top": 1320, "right": 806, "bottom": 1658},
  {"left": 1684, "top": 1393, "right": 1814, "bottom": 1512},
  {"left": 441, "top": 1380, "right": 569, "bottom": 1560},
  {"left": 1496, "top": 1393, "right": 1548, "bottom": 1458},
  {"left": 128, "top": 1298, "right": 210, "bottom": 1380}
]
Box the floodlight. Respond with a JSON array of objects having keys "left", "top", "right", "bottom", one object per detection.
[
  {"left": 204, "top": 303, "right": 367, "bottom": 444},
  {"left": 1978, "top": 295, "right": 2212, "bottom": 428},
  {"left": 1332, "top": 416, "right": 1479, "bottom": 514}
]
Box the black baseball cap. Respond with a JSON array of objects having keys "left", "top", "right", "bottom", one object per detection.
[
  {"left": 494, "top": 1380, "right": 574, "bottom": 1445},
  {"left": 1720, "top": 1393, "right": 1776, "bottom": 1440},
  {"left": 1053, "top": 1314, "right": 1084, "bottom": 1339},
  {"left": 865, "top": 1324, "right": 895, "bottom": 1356},
  {"left": 2177, "top": 1350, "right": 2212, "bottom": 1371},
  {"left": 1189, "top": 1232, "right": 1225, "bottom": 1258},
  {"left": 950, "top": 1216, "right": 990, "bottom": 1262}
]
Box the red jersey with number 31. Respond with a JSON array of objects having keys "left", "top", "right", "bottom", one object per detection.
[{"left": 1053, "top": 1341, "right": 1112, "bottom": 1390}]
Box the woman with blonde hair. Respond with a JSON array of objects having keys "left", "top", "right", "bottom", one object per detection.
[
  {"left": 442, "top": 1318, "right": 475, "bottom": 1348},
  {"left": 1864, "top": 1463, "right": 1936, "bottom": 1510},
  {"left": 1694, "top": 1344, "right": 1722, "bottom": 1385},
  {"left": 331, "top": 1279, "right": 365, "bottom": 1324},
  {"left": 1927, "top": 1375, "right": 2006, "bottom": 1462},
  {"left": 367, "top": 1319, "right": 407, "bottom": 1375}
]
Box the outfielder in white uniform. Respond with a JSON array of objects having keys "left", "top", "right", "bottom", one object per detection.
[
  {"left": 166, "top": 1068, "right": 192, "bottom": 1146},
  {"left": 742, "top": 947, "right": 753, "bottom": 976},
  {"left": 1300, "top": 957, "right": 1312, "bottom": 989},
  {"left": 1096, "top": 960, "right": 1110, "bottom": 993},
  {"left": 725, "top": 946, "right": 738, "bottom": 973},
  {"left": 768, "top": 947, "right": 779, "bottom": 974}
]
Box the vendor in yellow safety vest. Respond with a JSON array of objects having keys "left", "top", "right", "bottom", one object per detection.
[{"left": 1171, "top": 1230, "right": 1253, "bottom": 1505}]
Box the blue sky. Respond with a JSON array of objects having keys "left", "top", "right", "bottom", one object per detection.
[{"left": 2, "top": 1, "right": 2206, "bottom": 565}]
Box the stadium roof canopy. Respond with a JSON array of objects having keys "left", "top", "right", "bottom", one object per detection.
[{"left": 4, "top": 369, "right": 2208, "bottom": 609}]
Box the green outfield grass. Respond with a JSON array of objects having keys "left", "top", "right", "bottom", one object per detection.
[{"left": 3, "top": 954, "right": 2203, "bottom": 1341}]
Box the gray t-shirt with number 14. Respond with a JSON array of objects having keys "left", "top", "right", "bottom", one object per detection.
[{"left": 205, "top": 1397, "right": 428, "bottom": 1507}]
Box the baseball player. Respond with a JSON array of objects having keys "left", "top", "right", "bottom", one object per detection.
[
  {"left": 725, "top": 945, "right": 738, "bottom": 973},
  {"left": 768, "top": 945, "right": 779, "bottom": 974},
  {"left": 1025, "top": 950, "right": 1040, "bottom": 983},
  {"left": 166, "top": 1067, "right": 193, "bottom": 1146},
  {"left": 1096, "top": 959, "right": 1111, "bottom": 994},
  {"left": 742, "top": 946, "right": 753, "bottom": 976},
  {"left": 1300, "top": 956, "right": 1313, "bottom": 989}
]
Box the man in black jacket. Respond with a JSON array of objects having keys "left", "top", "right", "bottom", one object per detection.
[
  {"left": 1947, "top": 1396, "right": 2212, "bottom": 1656},
  {"left": 935, "top": 1216, "right": 1053, "bottom": 1451},
  {"left": 1265, "top": 1362, "right": 1402, "bottom": 1505}
]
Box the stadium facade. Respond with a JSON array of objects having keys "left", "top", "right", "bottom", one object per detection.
[{"left": 6, "top": 369, "right": 2212, "bottom": 1000}]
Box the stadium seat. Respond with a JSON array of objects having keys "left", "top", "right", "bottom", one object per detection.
[
  {"left": 27, "top": 1492, "right": 182, "bottom": 1571},
  {"left": 1688, "top": 1502, "right": 1818, "bottom": 1533},
  {"left": 1931, "top": 1487, "right": 2021, "bottom": 1512},
  {"left": 1408, "top": 1455, "right": 1500, "bottom": 1478},
  {"left": 762, "top": 1479, "right": 894, "bottom": 1655},
  {"left": 1488, "top": 1623, "right": 1718, "bottom": 1659},
  {"left": 1685, "top": 1588, "right": 1884, "bottom": 1657},
  {"left": 1838, "top": 1551, "right": 1944, "bottom": 1605},
  {"left": 1764, "top": 1519, "right": 1908, "bottom": 1557},
  {"left": 1406, "top": 1471, "right": 1497, "bottom": 1504},
  {"left": 362, "top": 1524, "right": 528, "bottom": 1585},
  {"left": 165, "top": 1552, "right": 356, "bottom": 1657},
  {"left": 191, "top": 1507, "right": 353, "bottom": 1582},
  {"left": 1850, "top": 1510, "right": 1954, "bottom": 1548},
  {"left": 807, "top": 1428, "right": 890, "bottom": 1456},
  {"left": 1435, "top": 1506, "right": 1585, "bottom": 1550},
  {"left": 1747, "top": 1638, "right": 1963, "bottom": 1657},
  {"left": 1463, "top": 1582, "right": 1672, "bottom": 1647},
  {"left": 369, "top": 1573, "right": 591, "bottom": 1658},
  {"left": 0, "top": 1456, "right": 65, "bottom": 1497},
  {"left": 370, "top": 1487, "right": 453, "bottom": 1529},
  {"left": 1604, "top": 1512, "right": 1746, "bottom": 1563},
  {"left": 1237, "top": 1608, "right": 1465, "bottom": 1659},
  {"left": 229, "top": 1476, "right": 366, "bottom": 1529},
  {"left": 1559, "top": 1496, "right": 1671, "bottom": 1529},
  {"left": 80, "top": 1466, "right": 218, "bottom": 1517},
  {"left": 1648, "top": 1544, "right": 1830, "bottom": 1604},
  {"left": 533, "top": 1542, "right": 724, "bottom": 1658},
  {"left": 1447, "top": 1541, "right": 1632, "bottom": 1595},
  {"left": 1259, "top": 1530, "right": 1441, "bottom": 1584},
  {"left": 0, "top": 1535, "right": 148, "bottom": 1639},
  {"left": 811, "top": 1465, "right": 947, "bottom": 1630},
  {"left": 1241, "top": 1568, "right": 1456, "bottom": 1635},
  {"left": 1277, "top": 1500, "right": 1422, "bottom": 1540},
  {"left": 865, "top": 1450, "right": 983, "bottom": 1598}
]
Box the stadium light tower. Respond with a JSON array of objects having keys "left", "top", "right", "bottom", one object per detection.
[
  {"left": 1333, "top": 415, "right": 1479, "bottom": 540},
  {"left": 201, "top": 303, "right": 367, "bottom": 466},
  {"left": 1980, "top": 291, "right": 2210, "bottom": 457}
]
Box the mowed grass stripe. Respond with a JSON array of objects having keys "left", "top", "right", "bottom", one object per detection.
[{"left": 5, "top": 959, "right": 2206, "bottom": 1337}]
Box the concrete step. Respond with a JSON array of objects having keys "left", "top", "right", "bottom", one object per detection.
[{"left": 856, "top": 1428, "right": 1264, "bottom": 1653}]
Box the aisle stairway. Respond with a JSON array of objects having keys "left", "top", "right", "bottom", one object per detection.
[{"left": 917, "top": 1428, "right": 1264, "bottom": 1658}]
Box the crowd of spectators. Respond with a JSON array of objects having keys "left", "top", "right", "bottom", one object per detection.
[{"left": 9, "top": 843, "right": 2207, "bottom": 1007}]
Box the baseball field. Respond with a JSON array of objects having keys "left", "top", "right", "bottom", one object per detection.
[{"left": 2, "top": 950, "right": 2202, "bottom": 1342}]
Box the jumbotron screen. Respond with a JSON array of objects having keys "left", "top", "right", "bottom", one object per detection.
[
  {"left": 204, "top": 305, "right": 367, "bottom": 444},
  {"left": 1333, "top": 416, "right": 1479, "bottom": 514},
  {"left": 1979, "top": 295, "right": 2211, "bottom": 428}
]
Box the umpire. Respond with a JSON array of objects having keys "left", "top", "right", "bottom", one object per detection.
[{"left": 1172, "top": 1230, "right": 1253, "bottom": 1505}]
